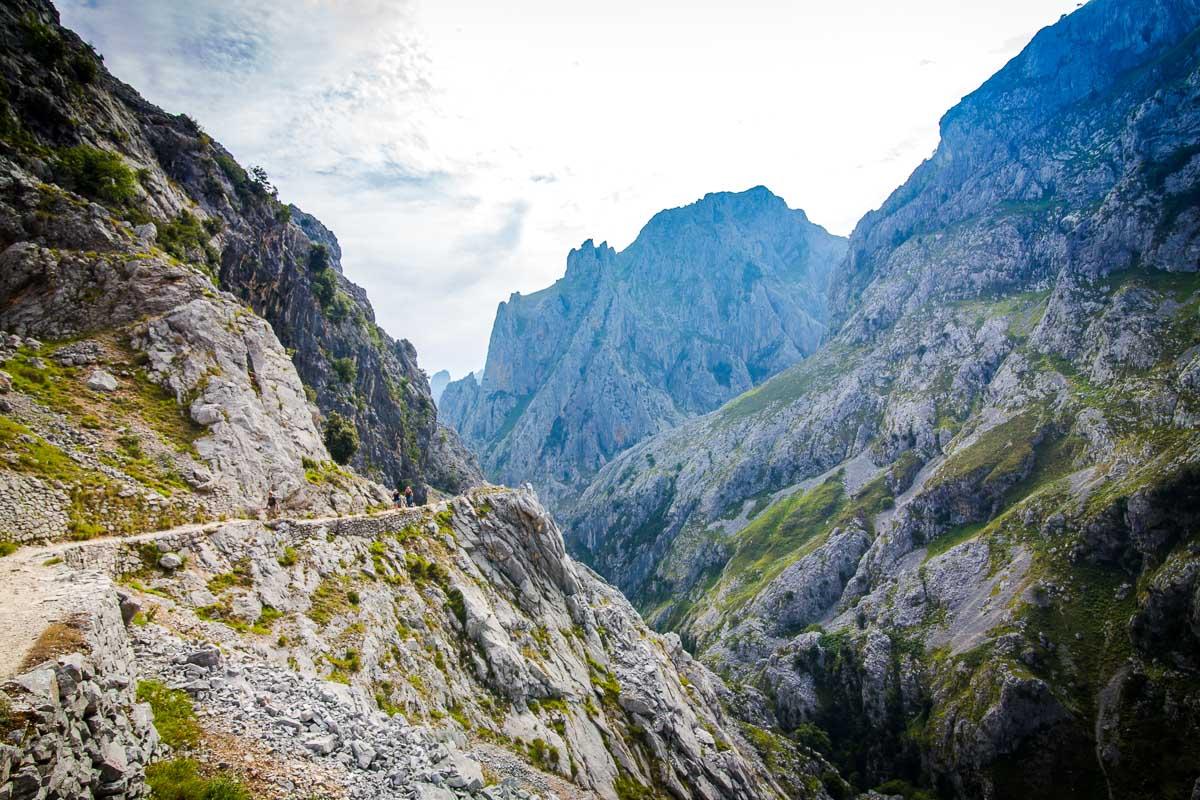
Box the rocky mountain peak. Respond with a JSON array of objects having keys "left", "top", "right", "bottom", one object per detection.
[{"left": 442, "top": 187, "right": 847, "bottom": 512}]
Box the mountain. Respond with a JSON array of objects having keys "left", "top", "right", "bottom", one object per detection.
[
  {"left": 441, "top": 187, "right": 846, "bottom": 511},
  {"left": 0, "top": 0, "right": 480, "bottom": 503},
  {"left": 0, "top": 4, "right": 818, "bottom": 800},
  {"left": 567, "top": 0, "right": 1200, "bottom": 797},
  {"left": 430, "top": 369, "right": 452, "bottom": 404},
  {"left": 2, "top": 489, "right": 824, "bottom": 800}
]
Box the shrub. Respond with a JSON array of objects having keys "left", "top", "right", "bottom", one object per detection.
[
  {"left": 323, "top": 412, "right": 359, "bottom": 465},
  {"left": 0, "top": 541, "right": 16, "bottom": 557},
  {"left": 331, "top": 356, "right": 356, "bottom": 385},
  {"left": 311, "top": 267, "right": 337, "bottom": 308},
  {"left": 277, "top": 546, "right": 297, "bottom": 567},
  {"left": 20, "top": 13, "right": 65, "bottom": 65},
  {"left": 69, "top": 52, "right": 98, "bottom": 84},
  {"left": 308, "top": 244, "right": 330, "bottom": 272},
  {"left": 56, "top": 145, "right": 138, "bottom": 205},
  {"left": 158, "top": 211, "right": 210, "bottom": 261}
]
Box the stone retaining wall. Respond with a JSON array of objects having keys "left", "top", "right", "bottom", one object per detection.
[{"left": 0, "top": 574, "right": 159, "bottom": 800}]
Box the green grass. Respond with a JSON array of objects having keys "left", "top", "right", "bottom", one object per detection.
[
  {"left": 719, "top": 343, "right": 859, "bottom": 422},
  {"left": 306, "top": 575, "right": 354, "bottom": 626},
  {"left": 144, "top": 759, "right": 250, "bottom": 800},
  {"left": 0, "top": 541, "right": 18, "bottom": 557},
  {"left": 717, "top": 476, "right": 844, "bottom": 612},
  {"left": 932, "top": 409, "right": 1042, "bottom": 490},
  {"left": 137, "top": 680, "right": 201, "bottom": 749},
  {"left": 924, "top": 521, "right": 987, "bottom": 561}
]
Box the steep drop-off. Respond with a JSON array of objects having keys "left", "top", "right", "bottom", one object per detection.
[
  {"left": 568, "top": 0, "right": 1200, "bottom": 797},
  {"left": 442, "top": 188, "right": 845, "bottom": 512}
]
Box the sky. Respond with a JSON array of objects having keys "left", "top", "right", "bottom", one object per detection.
[{"left": 58, "top": 0, "right": 1082, "bottom": 378}]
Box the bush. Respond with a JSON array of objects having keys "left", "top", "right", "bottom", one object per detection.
[
  {"left": 21, "top": 13, "right": 65, "bottom": 65},
  {"left": 311, "top": 267, "right": 337, "bottom": 307},
  {"left": 69, "top": 52, "right": 98, "bottom": 84},
  {"left": 323, "top": 412, "right": 359, "bottom": 465},
  {"left": 56, "top": 145, "right": 138, "bottom": 205},
  {"left": 308, "top": 244, "right": 330, "bottom": 272},
  {"left": 331, "top": 356, "right": 356, "bottom": 385},
  {"left": 158, "top": 211, "right": 208, "bottom": 260}
]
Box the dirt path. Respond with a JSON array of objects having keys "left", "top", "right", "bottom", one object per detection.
[
  {"left": 0, "top": 506, "right": 427, "bottom": 681},
  {"left": 0, "top": 545, "right": 83, "bottom": 680}
]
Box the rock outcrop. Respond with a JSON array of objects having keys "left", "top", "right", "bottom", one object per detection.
[
  {"left": 441, "top": 188, "right": 846, "bottom": 512},
  {"left": 0, "top": 0, "right": 481, "bottom": 502},
  {"left": 566, "top": 1, "right": 1200, "bottom": 797},
  {"left": 1, "top": 489, "right": 836, "bottom": 800}
]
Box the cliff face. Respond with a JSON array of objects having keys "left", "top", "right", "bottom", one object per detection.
[
  {"left": 442, "top": 187, "right": 846, "bottom": 512},
  {"left": 1, "top": 489, "right": 837, "bottom": 800},
  {"left": 0, "top": 0, "right": 480, "bottom": 501},
  {"left": 567, "top": 0, "right": 1200, "bottom": 797}
]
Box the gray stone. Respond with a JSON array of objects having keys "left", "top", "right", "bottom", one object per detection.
[{"left": 85, "top": 368, "right": 119, "bottom": 392}]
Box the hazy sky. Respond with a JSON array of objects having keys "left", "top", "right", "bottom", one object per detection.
[{"left": 59, "top": 0, "right": 1081, "bottom": 377}]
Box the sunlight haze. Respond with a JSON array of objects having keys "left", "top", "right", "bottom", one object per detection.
[{"left": 60, "top": 0, "right": 1081, "bottom": 377}]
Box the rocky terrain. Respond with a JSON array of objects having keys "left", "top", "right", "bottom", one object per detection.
[
  {"left": 441, "top": 189, "right": 845, "bottom": 512},
  {"left": 1, "top": 490, "right": 837, "bottom": 800},
  {"left": 0, "top": 0, "right": 481, "bottom": 501},
  {"left": 566, "top": 0, "right": 1200, "bottom": 797}
]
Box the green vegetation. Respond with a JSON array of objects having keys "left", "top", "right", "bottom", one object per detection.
[
  {"left": 206, "top": 560, "right": 253, "bottom": 594},
  {"left": 144, "top": 759, "right": 250, "bottom": 800},
  {"left": 157, "top": 211, "right": 220, "bottom": 271},
  {"left": 302, "top": 458, "right": 354, "bottom": 488},
  {"left": 136, "top": 680, "right": 201, "bottom": 748},
  {"left": 0, "top": 541, "right": 17, "bottom": 557},
  {"left": 20, "top": 13, "right": 66, "bottom": 65},
  {"left": 331, "top": 356, "right": 357, "bottom": 385},
  {"left": 306, "top": 244, "right": 355, "bottom": 321},
  {"left": 924, "top": 522, "right": 986, "bottom": 561},
  {"left": 55, "top": 145, "right": 138, "bottom": 206},
  {"left": 717, "top": 476, "right": 843, "bottom": 612},
  {"left": 932, "top": 410, "right": 1042, "bottom": 490},
  {"left": 277, "top": 546, "right": 298, "bottom": 567},
  {"left": 720, "top": 342, "right": 859, "bottom": 422},
  {"left": 323, "top": 412, "right": 359, "bottom": 465},
  {"left": 613, "top": 773, "right": 660, "bottom": 800},
  {"left": 524, "top": 736, "right": 560, "bottom": 771},
  {"left": 306, "top": 575, "right": 354, "bottom": 626}
]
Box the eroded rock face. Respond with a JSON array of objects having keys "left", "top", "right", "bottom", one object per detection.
[
  {"left": 565, "top": 0, "right": 1200, "bottom": 796},
  {"left": 442, "top": 188, "right": 846, "bottom": 513},
  {"left": 0, "top": 0, "right": 481, "bottom": 503},
  {"left": 16, "top": 489, "right": 835, "bottom": 800}
]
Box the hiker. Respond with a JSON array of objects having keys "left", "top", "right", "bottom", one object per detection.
[
  {"left": 404, "top": 485, "right": 415, "bottom": 507},
  {"left": 392, "top": 488, "right": 402, "bottom": 507},
  {"left": 266, "top": 491, "right": 278, "bottom": 520}
]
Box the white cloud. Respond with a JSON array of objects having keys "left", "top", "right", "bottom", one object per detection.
[{"left": 58, "top": 0, "right": 1081, "bottom": 377}]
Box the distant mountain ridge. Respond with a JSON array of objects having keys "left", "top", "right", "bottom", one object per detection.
[
  {"left": 565, "top": 0, "right": 1200, "bottom": 797},
  {"left": 441, "top": 186, "right": 847, "bottom": 511}
]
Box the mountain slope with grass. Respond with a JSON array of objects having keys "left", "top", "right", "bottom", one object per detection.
[
  {"left": 566, "top": 0, "right": 1200, "bottom": 797},
  {"left": 0, "top": 0, "right": 481, "bottom": 503},
  {"left": 441, "top": 187, "right": 845, "bottom": 513}
]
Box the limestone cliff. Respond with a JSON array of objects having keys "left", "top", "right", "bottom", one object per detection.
[
  {"left": 0, "top": 0, "right": 482, "bottom": 501},
  {"left": 567, "top": 1, "right": 1200, "bottom": 797},
  {"left": 441, "top": 188, "right": 846, "bottom": 512},
  {"left": 0, "top": 489, "right": 838, "bottom": 800}
]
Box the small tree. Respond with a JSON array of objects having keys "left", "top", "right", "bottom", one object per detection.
[{"left": 323, "top": 412, "right": 359, "bottom": 465}]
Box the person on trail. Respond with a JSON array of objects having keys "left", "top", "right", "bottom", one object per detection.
[
  {"left": 404, "top": 486, "right": 415, "bottom": 507},
  {"left": 392, "top": 488, "right": 402, "bottom": 507},
  {"left": 266, "top": 492, "right": 278, "bottom": 520}
]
